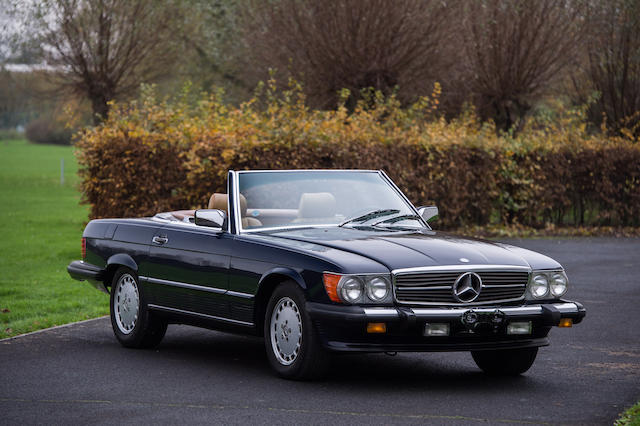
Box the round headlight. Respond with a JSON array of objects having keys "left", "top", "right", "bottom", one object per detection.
[
  {"left": 550, "top": 272, "right": 568, "bottom": 297},
  {"left": 340, "top": 277, "right": 363, "bottom": 303},
  {"left": 530, "top": 274, "right": 549, "bottom": 298},
  {"left": 366, "top": 276, "right": 390, "bottom": 302}
]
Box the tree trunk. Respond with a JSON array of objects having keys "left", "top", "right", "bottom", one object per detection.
[{"left": 90, "top": 94, "right": 110, "bottom": 125}]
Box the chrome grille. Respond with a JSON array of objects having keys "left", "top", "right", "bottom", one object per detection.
[{"left": 394, "top": 269, "right": 529, "bottom": 305}]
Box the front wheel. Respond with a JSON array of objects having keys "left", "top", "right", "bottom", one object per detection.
[
  {"left": 471, "top": 347, "right": 538, "bottom": 376},
  {"left": 264, "top": 281, "right": 329, "bottom": 380},
  {"left": 109, "top": 267, "right": 167, "bottom": 349}
]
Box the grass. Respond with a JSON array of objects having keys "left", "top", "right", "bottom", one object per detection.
[
  {"left": 617, "top": 402, "right": 640, "bottom": 426},
  {"left": 0, "top": 139, "right": 108, "bottom": 339}
]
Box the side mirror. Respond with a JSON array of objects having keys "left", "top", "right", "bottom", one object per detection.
[
  {"left": 417, "top": 206, "right": 439, "bottom": 224},
  {"left": 194, "top": 209, "right": 226, "bottom": 228}
]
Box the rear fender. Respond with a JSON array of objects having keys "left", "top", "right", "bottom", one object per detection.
[{"left": 104, "top": 253, "right": 139, "bottom": 287}]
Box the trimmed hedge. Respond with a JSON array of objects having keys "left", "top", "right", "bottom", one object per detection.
[{"left": 75, "top": 86, "right": 640, "bottom": 229}]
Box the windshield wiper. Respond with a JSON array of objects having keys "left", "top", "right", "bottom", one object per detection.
[
  {"left": 371, "top": 214, "right": 422, "bottom": 227},
  {"left": 338, "top": 209, "right": 400, "bottom": 227}
]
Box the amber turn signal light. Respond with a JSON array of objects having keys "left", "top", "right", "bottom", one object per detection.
[
  {"left": 558, "top": 318, "right": 573, "bottom": 328},
  {"left": 322, "top": 273, "right": 342, "bottom": 303},
  {"left": 367, "top": 323, "right": 387, "bottom": 333}
]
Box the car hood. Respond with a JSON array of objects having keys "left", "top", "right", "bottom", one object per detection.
[{"left": 258, "top": 227, "right": 561, "bottom": 272}]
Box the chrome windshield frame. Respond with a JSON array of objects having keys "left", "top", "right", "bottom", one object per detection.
[{"left": 232, "top": 169, "right": 428, "bottom": 234}]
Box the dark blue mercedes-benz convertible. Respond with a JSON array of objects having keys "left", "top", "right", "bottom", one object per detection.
[{"left": 68, "top": 169, "right": 585, "bottom": 379}]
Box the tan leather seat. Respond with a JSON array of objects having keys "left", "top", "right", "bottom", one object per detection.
[
  {"left": 208, "top": 193, "right": 262, "bottom": 228},
  {"left": 292, "top": 192, "right": 337, "bottom": 223}
]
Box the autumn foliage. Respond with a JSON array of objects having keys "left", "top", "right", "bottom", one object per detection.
[{"left": 75, "top": 83, "right": 640, "bottom": 229}]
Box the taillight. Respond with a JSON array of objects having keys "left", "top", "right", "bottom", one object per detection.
[{"left": 81, "top": 237, "right": 86, "bottom": 260}]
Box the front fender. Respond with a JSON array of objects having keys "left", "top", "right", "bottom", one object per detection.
[{"left": 258, "top": 267, "right": 306, "bottom": 290}]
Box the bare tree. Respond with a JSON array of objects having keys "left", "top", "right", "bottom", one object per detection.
[
  {"left": 459, "top": 0, "right": 584, "bottom": 132},
  {"left": 16, "top": 0, "right": 183, "bottom": 124},
  {"left": 575, "top": 0, "right": 640, "bottom": 137},
  {"left": 242, "top": 0, "right": 457, "bottom": 109}
]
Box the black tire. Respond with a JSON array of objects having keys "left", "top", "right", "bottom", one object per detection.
[
  {"left": 471, "top": 347, "right": 538, "bottom": 376},
  {"left": 264, "top": 281, "right": 330, "bottom": 380},
  {"left": 109, "top": 267, "right": 167, "bottom": 349}
]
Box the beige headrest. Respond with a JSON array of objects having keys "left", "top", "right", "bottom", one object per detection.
[
  {"left": 298, "top": 192, "right": 336, "bottom": 218},
  {"left": 208, "top": 193, "right": 248, "bottom": 216}
]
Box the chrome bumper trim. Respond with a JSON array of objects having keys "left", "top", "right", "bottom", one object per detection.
[
  {"left": 363, "top": 302, "right": 580, "bottom": 319},
  {"left": 363, "top": 308, "right": 401, "bottom": 316}
]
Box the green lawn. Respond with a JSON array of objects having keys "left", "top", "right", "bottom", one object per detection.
[
  {"left": 0, "top": 139, "right": 108, "bottom": 339},
  {"left": 617, "top": 402, "right": 640, "bottom": 426}
]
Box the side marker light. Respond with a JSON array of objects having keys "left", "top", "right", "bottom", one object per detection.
[
  {"left": 367, "top": 323, "right": 387, "bottom": 333},
  {"left": 558, "top": 318, "right": 573, "bottom": 328}
]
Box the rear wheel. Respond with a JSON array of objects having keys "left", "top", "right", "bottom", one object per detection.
[
  {"left": 471, "top": 347, "right": 538, "bottom": 376},
  {"left": 109, "top": 267, "right": 167, "bottom": 349},
  {"left": 264, "top": 281, "right": 329, "bottom": 380}
]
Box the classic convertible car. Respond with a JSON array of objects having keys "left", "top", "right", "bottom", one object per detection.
[{"left": 68, "top": 170, "right": 585, "bottom": 379}]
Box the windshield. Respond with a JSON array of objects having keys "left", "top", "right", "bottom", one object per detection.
[{"left": 236, "top": 170, "right": 423, "bottom": 231}]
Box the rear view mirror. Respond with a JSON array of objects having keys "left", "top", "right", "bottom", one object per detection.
[
  {"left": 194, "top": 209, "right": 226, "bottom": 228},
  {"left": 417, "top": 206, "right": 439, "bottom": 224}
]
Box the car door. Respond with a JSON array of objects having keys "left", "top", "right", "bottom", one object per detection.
[{"left": 143, "top": 222, "right": 233, "bottom": 319}]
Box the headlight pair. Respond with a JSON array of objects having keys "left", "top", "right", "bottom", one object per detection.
[
  {"left": 528, "top": 270, "right": 568, "bottom": 299},
  {"left": 323, "top": 273, "right": 392, "bottom": 304}
]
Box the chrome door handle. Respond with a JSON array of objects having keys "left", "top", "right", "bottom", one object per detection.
[{"left": 152, "top": 236, "right": 168, "bottom": 245}]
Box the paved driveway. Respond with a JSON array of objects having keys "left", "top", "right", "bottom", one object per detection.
[{"left": 1, "top": 238, "right": 639, "bottom": 425}]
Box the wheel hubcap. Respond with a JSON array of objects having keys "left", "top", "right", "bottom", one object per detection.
[
  {"left": 270, "top": 297, "right": 302, "bottom": 365},
  {"left": 114, "top": 273, "right": 139, "bottom": 334}
]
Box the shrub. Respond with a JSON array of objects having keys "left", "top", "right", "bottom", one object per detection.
[
  {"left": 75, "top": 84, "right": 640, "bottom": 229},
  {"left": 25, "top": 115, "right": 72, "bottom": 145}
]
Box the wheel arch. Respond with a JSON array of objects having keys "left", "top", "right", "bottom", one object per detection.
[
  {"left": 103, "top": 253, "right": 139, "bottom": 288},
  {"left": 253, "top": 267, "right": 307, "bottom": 333}
]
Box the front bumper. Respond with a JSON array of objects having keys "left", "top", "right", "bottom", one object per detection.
[{"left": 307, "top": 301, "right": 586, "bottom": 352}]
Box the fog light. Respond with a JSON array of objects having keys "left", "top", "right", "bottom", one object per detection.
[
  {"left": 558, "top": 318, "right": 573, "bottom": 328},
  {"left": 367, "top": 322, "right": 387, "bottom": 333},
  {"left": 507, "top": 321, "right": 532, "bottom": 335},
  {"left": 424, "top": 323, "right": 450, "bottom": 336}
]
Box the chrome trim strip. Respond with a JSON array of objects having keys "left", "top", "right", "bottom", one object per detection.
[
  {"left": 236, "top": 169, "right": 379, "bottom": 174},
  {"left": 482, "top": 284, "right": 527, "bottom": 288},
  {"left": 147, "top": 304, "right": 254, "bottom": 326},
  {"left": 139, "top": 276, "right": 226, "bottom": 295},
  {"left": 393, "top": 265, "right": 531, "bottom": 274},
  {"left": 227, "top": 290, "right": 254, "bottom": 299},
  {"left": 231, "top": 170, "right": 242, "bottom": 235},
  {"left": 363, "top": 308, "right": 400, "bottom": 316}
]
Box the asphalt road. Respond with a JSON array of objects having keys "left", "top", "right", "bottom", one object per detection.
[{"left": 1, "top": 238, "right": 639, "bottom": 425}]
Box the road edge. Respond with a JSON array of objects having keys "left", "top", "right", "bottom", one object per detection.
[{"left": 0, "top": 316, "right": 109, "bottom": 342}]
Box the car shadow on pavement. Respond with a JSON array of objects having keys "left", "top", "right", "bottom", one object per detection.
[{"left": 154, "top": 326, "right": 550, "bottom": 392}]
